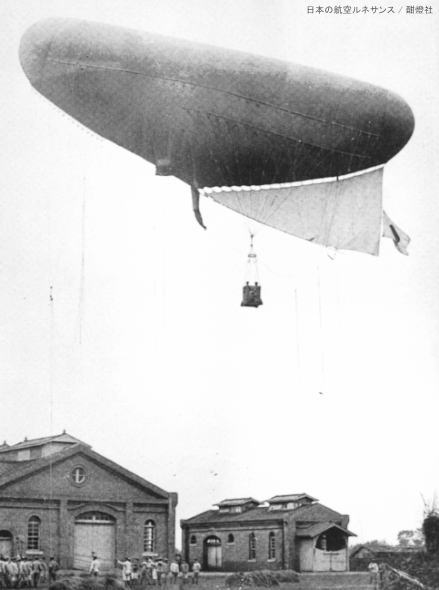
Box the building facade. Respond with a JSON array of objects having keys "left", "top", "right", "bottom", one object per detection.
[
  {"left": 0, "top": 432, "right": 177, "bottom": 570},
  {"left": 181, "top": 494, "right": 355, "bottom": 573}
]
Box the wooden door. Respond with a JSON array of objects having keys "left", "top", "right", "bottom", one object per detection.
[
  {"left": 205, "top": 537, "right": 222, "bottom": 570},
  {"left": 74, "top": 523, "right": 115, "bottom": 571}
]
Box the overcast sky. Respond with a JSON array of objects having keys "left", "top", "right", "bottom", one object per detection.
[{"left": 1, "top": 0, "right": 438, "bottom": 546}]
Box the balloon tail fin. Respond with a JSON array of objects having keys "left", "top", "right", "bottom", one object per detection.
[{"left": 191, "top": 186, "right": 206, "bottom": 229}]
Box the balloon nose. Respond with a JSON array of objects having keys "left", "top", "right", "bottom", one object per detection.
[
  {"left": 384, "top": 93, "right": 415, "bottom": 158},
  {"left": 19, "top": 19, "right": 58, "bottom": 85}
]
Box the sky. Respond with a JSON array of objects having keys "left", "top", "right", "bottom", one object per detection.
[{"left": 0, "top": 0, "right": 438, "bottom": 546}]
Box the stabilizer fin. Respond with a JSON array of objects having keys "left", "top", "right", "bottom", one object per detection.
[{"left": 191, "top": 186, "right": 206, "bottom": 229}]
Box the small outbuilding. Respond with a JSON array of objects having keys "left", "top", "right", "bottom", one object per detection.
[{"left": 181, "top": 493, "right": 355, "bottom": 572}]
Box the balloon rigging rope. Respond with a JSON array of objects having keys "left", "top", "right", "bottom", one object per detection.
[
  {"left": 48, "top": 283, "right": 54, "bottom": 556},
  {"left": 317, "top": 260, "right": 326, "bottom": 392},
  {"left": 294, "top": 288, "right": 302, "bottom": 390},
  {"left": 79, "top": 174, "right": 86, "bottom": 345},
  {"left": 46, "top": 166, "right": 55, "bottom": 556}
]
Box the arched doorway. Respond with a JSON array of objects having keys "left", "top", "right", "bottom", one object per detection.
[
  {"left": 0, "top": 531, "right": 12, "bottom": 558},
  {"left": 298, "top": 525, "right": 351, "bottom": 572},
  {"left": 74, "top": 511, "right": 116, "bottom": 571},
  {"left": 314, "top": 528, "right": 347, "bottom": 571},
  {"left": 316, "top": 529, "right": 346, "bottom": 552},
  {"left": 204, "top": 536, "right": 222, "bottom": 570}
]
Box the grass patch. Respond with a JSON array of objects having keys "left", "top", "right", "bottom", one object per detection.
[
  {"left": 50, "top": 575, "right": 125, "bottom": 590},
  {"left": 225, "top": 570, "right": 299, "bottom": 588}
]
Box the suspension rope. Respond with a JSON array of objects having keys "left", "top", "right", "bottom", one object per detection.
[
  {"left": 48, "top": 283, "right": 54, "bottom": 556},
  {"left": 316, "top": 258, "right": 326, "bottom": 394},
  {"left": 46, "top": 162, "right": 55, "bottom": 557},
  {"left": 294, "top": 288, "right": 302, "bottom": 391},
  {"left": 79, "top": 173, "right": 86, "bottom": 345}
]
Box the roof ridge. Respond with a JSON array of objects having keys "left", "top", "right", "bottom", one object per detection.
[
  {"left": 0, "top": 431, "right": 87, "bottom": 452},
  {"left": 0, "top": 443, "right": 173, "bottom": 501}
]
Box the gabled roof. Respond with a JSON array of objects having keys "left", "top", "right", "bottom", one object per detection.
[
  {"left": 296, "top": 522, "right": 356, "bottom": 538},
  {"left": 0, "top": 431, "right": 88, "bottom": 453},
  {"left": 182, "top": 506, "right": 284, "bottom": 525},
  {"left": 182, "top": 500, "right": 343, "bottom": 526},
  {"left": 267, "top": 493, "right": 317, "bottom": 503},
  {"left": 291, "top": 501, "right": 345, "bottom": 521},
  {"left": 215, "top": 498, "right": 260, "bottom": 507},
  {"left": 349, "top": 544, "right": 414, "bottom": 558},
  {"left": 0, "top": 443, "right": 171, "bottom": 500},
  {"left": 0, "top": 462, "right": 21, "bottom": 477},
  {"left": 350, "top": 545, "right": 379, "bottom": 558}
]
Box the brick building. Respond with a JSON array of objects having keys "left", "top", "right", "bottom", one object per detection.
[
  {"left": 0, "top": 432, "right": 177, "bottom": 570},
  {"left": 181, "top": 494, "right": 355, "bottom": 573}
]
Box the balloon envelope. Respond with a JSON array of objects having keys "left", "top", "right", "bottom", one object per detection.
[
  {"left": 19, "top": 18, "right": 414, "bottom": 188},
  {"left": 19, "top": 18, "right": 414, "bottom": 254}
]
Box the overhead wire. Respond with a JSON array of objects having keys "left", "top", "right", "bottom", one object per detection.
[
  {"left": 183, "top": 95, "right": 346, "bottom": 394},
  {"left": 294, "top": 288, "right": 302, "bottom": 391},
  {"left": 79, "top": 173, "right": 86, "bottom": 345},
  {"left": 48, "top": 281, "right": 54, "bottom": 556},
  {"left": 316, "top": 258, "right": 326, "bottom": 394},
  {"left": 46, "top": 134, "right": 55, "bottom": 557}
]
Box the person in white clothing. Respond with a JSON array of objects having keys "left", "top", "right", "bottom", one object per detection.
[
  {"left": 191, "top": 560, "right": 201, "bottom": 585},
  {"left": 368, "top": 562, "right": 379, "bottom": 587},
  {"left": 89, "top": 556, "right": 100, "bottom": 577},
  {"left": 169, "top": 561, "right": 179, "bottom": 585},
  {"left": 118, "top": 558, "right": 132, "bottom": 587}
]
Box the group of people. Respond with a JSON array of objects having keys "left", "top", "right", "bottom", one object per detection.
[
  {"left": 0, "top": 556, "right": 59, "bottom": 588},
  {"left": 108, "top": 557, "right": 201, "bottom": 587}
]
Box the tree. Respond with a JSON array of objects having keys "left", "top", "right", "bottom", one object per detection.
[
  {"left": 423, "top": 513, "right": 439, "bottom": 554},
  {"left": 397, "top": 529, "right": 424, "bottom": 547}
]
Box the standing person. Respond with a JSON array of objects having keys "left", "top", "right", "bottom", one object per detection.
[
  {"left": 118, "top": 558, "right": 133, "bottom": 588},
  {"left": 30, "top": 557, "right": 41, "bottom": 588},
  {"left": 20, "top": 558, "right": 31, "bottom": 588},
  {"left": 140, "top": 558, "right": 148, "bottom": 586},
  {"left": 7, "top": 558, "right": 19, "bottom": 589},
  {"left": 180, "top": 563, "right": 189, "bottom": 585},
  {"left": 131, "top": 559, "right": 139, "bottom": 587},
  {"left": 156, "top": 561, "right": 164, "bottom": 587},
  {"left": 169, "top": 561, "right": 179, "bottom": 585},
  {"left": 39, "top": 559, "right": 48, "bottom": 585},
  {"left": 151, "top": 562, "right": 157, "bottom": 586},
  {"left": 16, "top": 558, "right": 24, "bottom": 588},
  {"left": 191, "top": 560, "right": 201, "bottom": 585},
  {"left": 48, "top": 557, "right": 59, "bottom": 583},
  {"left": 89, "top": 555, "right": 100, "bottom": 577},
  {"left": 161, "top": 560, "right": 169, "bottom": 586},
  {"left": 0, "top": 556, "right": 6, "bottom": 589},
  {"left": 145, "top": 558, "right": 154, "bottom": 585},
  {"left": 25, "top": 559, "right": 33, "bottom": 588},
  {"left": 3, "top": 558, "right": 11, "bottom": 588},
  {"left": 368, "top": 562, "right": 379, "bottom": 587},
  {"left": 16, "top": 558, "right": 23, "bottom": 589}
]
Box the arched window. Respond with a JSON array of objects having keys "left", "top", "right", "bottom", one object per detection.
[
  {"left": 227, "top": 533, "right": 235, "bottom": 544},
  {"left": 190, "top": 535, "right": 197, "bottom": 545},
  {"left": 143, "top": 520, "right": 156, "bottom": 553},
  {"left": 268, "top": 532, "right": 275, "bottom": 560},
  {"left": 27, "top": 516, "right": 41, "bottom": 550},
  {"left": 75, "top": 512, "right": 114, "bottom": 523},
  {"left": 248, "top": 532, "right": 256, "bottom": 560}
]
